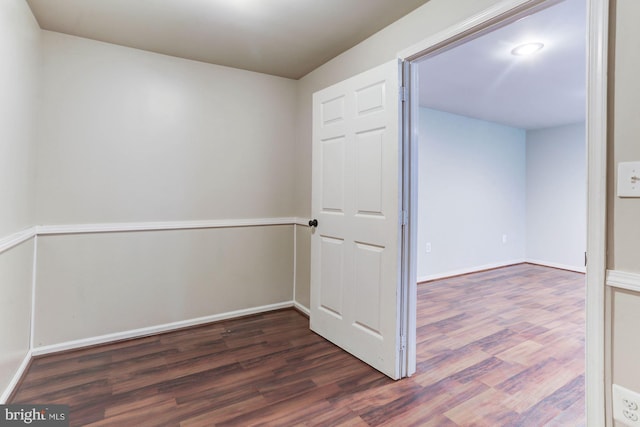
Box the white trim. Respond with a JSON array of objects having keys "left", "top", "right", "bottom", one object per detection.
[
  {"left": 0, "top": 350, "right": 32, "bottom": 404},
  {"left": 402, "top": 58, "right": 418, "bottom": 378},
  {"left": 37, "top": 218, "right": 298, "bottom": 235},
  {"left": 417, "top": 259, "right": 526, "bottom": 283},
  {"left": 585, "top": 0, "right": 609, "bottom": 425},
  {"left": 292, "top": 225, "right": 298, "bottom": 304},
  {"left": 2, "top": 219, "right": 307, "bottom": 242},
  {"left": 398, "top": 0, "right": 556, "bottom": 61},
  {"left": 31, "top": 301, "right": 294, "bottom": 356},
  {"left": 30, "top": 236, "right": 38, "bottom": 350},
  {"left": 294, "top": 217, "right": 310, "bottom": 227},
  {"left": 293, "top": 302, "right": 310, "bottom": 317},
  {"left": 400, "top": 0, "right": 608, "bottom": 424},
  {"left": 1, "top": 218, "right": 304, "bottom": 401},
  {"left": 606, "top": 270, "right": 640, "bottom": 294},
  {"left": 525, "top": 259, "right": 586, "bottom": 274},
  {"left": 0, "top": 227, "right": 37, "bottom": 255}
]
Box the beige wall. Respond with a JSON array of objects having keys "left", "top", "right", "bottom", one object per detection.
[
  {"left": 34, "top": 227, "right": 293, "bottom": 347},
  {"left": 30, "top": 31, "right": 298, "bottom": 348},
  {"left": 2, "top": 0, "right": 635, "bottom": 421},
  {"left": 0, "top": 0, "right": 39, "bottom": 236},
  {"left": 0, "top": 0, "right": 40, "bottom": 399},
  {"left": 37, "top": 31, "right": 297, "bottom": 224},
  {"left": 611, "top": 0, "right": 640, "bottom": 274},
  {"left": 611, "top": 0, "right": 640, "bottom": 410}
]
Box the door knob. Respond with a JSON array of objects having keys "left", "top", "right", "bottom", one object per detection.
[{"left": 308, "top": 219, "right": 318, "bottom": 228}]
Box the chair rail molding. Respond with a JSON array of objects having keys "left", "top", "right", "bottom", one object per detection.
[
  {"left": 606, "top": 270, "right": 640, "bottom": 294},
  {"left": 37, "top": 217, "right": 304, "bottom": 235},
  {"left": 0, "top": 227, "right": 37, "bottom": 255}
]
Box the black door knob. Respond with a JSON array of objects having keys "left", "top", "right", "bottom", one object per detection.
[{"left": 308, "top": 219, "right": 318, "bottom": 228}]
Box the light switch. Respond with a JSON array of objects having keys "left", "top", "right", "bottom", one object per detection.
[{"left": 618, "top": 162, "right": 640, "bottom": 197}]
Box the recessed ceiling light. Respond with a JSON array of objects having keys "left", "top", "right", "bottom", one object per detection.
[{"left": 511, "top": 42, "right": 544, "bottom": 56}]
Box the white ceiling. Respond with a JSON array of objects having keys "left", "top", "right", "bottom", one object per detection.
[
  {"left": 418, "top": 0, "right": 586, "bottom": 130},
  {"left": 26, "top": 0, "right": 430, "bottom": 80}
]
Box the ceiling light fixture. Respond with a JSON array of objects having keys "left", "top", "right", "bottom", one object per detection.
[{"left": 511, "top": 42, "right": 544, "bottom": 56}]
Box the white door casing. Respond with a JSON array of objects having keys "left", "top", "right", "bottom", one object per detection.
[
  {"left": 310, "top": 59, "right": 403, "bottom": 379},
  {"left": 398, "top": 0, "right": 608, "bottom": 423}
]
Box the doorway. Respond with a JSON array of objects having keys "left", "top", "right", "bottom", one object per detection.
[
  {"left": 415, "top": 0, "right": 586, "bottom": 279},
  {"left": 410, "top": 0, "right": 587, "bottom": 422},
  {"left": 400, "top": 0, "right": 608, "bottom": 423},
  {"left": 308, "top": 0, "right": 607, "bottom": 422}
]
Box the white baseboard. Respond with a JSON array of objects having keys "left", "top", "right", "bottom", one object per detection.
[
  {"left": 606, "top": 270, "right": 640, "bottom": 293},
  {"left": 31, "top": 301, "right": 294, "bottom": 356},
  {"left": 525, "top": 258, "right": 586, "bottom": 273},
  {"left": 0, "top": 350, "right": 32, "bottom": 404},
  {"left": 3, "top": 302, "right": 298, "bottom": 401},
  {"left": 417, "top": 259, "right": 526, "bottom": 283},
  {"left": 294, "top": 302, "right": 310, "bottom": 316},
  {"left": 1, "top": 219, "right": 308, "bottom": 401}
]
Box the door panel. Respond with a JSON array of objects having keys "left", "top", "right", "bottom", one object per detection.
[{"left": 310, "top": 59, "right": 402, "bottom": 379}]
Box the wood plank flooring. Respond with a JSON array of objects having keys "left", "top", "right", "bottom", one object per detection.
[{"left": 10, "top": 264, "right": 585, "bottom": 426}]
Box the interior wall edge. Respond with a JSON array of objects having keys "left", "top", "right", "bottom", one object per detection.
[{"left": 293, "top": 301, "right": 311, "bottom": 317}]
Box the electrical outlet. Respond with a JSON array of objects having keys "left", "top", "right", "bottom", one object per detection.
[
  {"left": 613, "top": 384, "right": 640, "bottom": 426},
  {"left": 425, "top": 243, "right": 431, "bottom": 253},
  {"left": 502, "top": 234, "right": 507, "bottom": 244}
]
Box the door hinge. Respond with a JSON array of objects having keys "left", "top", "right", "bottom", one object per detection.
[
  {"left": 400, "top": 334, "right": 407, "bottom": 351},
  {"left": 584, "top": 251, "right": 587, "bottom": 266},
  {"left": 401, "top": 210, "right": 408, "bottom": 226},
  {"left": 399, "top": 86, "right": 407, "bottom": 102}
]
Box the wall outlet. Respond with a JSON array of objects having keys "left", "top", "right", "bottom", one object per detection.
[
  {"left": 613, "top": 384, "right": 640, "bottom": 426},
  {"left": 502, "top": 234, "right": 507, "bottom": 244},
  {"left": 425, "top": 242, "right": 431, "bottom": 253}
]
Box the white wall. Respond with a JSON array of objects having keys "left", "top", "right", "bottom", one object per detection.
[
  {"left": 417, "top": 108, "right": 526, "bottom": 281},
  {"left": 526, "top": 122, "right": 586, "bottom": 271},
  {"left": 32, "top": 32, "right": 298, "bottom": 349},
  {"left": 417, "top": 114, "right": 586, "bottom": 280},
  {"left": 0, "top": 0, "right": 40, "bottom": 400}
]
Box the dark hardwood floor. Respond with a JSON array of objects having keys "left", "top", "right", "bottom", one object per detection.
[{"left": 10, "top": 263, "right": 585, "bottom": 426}]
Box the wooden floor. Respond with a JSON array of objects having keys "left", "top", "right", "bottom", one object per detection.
[{"left": 10, "top": 264, "right": 585, "bottom": 426}]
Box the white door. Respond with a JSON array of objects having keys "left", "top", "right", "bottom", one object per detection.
[{"left": 310, "top": 59, "right": 404, "bottom": 379}]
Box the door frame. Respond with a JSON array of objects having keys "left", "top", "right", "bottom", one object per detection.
[{"left": 398, "top": 0, "right": 608, "bottom": 424}]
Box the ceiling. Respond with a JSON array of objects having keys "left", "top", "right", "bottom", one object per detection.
[
  {"left": 26, "top": 0, "right": 430, "bottom": 80},
  {"left": 26, "top": 0, "right": 585, "bottom": 129},
  {"left": 418, "top": 0, "right": 586, "bottom": 130}
]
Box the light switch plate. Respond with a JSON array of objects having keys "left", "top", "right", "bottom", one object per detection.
[{"left": 618, "top": 162, "right": 640, "bottom": 197}]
